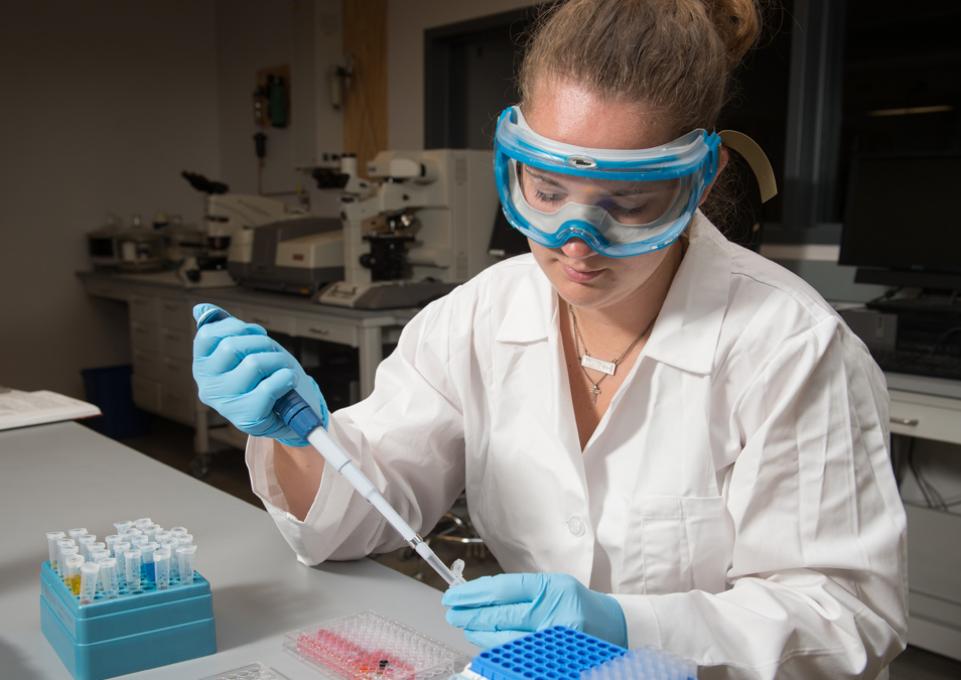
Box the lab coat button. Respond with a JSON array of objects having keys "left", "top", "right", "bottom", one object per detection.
[{"left": 567, "top": 516, "right": 586, "bottom": 537}]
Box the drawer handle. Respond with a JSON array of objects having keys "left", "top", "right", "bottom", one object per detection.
[
  {"left": 308, "top": 327, "right": 330, "bottom": 336},
  {"left": 890, "top": 417, "right": 919, "bottom": 427}
]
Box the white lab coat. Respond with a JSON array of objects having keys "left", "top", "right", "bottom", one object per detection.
[{"left": 246, "top": 213, "right": 907, "bottom": 679}]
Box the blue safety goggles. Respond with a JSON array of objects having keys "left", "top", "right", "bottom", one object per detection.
[{"left": 493, "top": 106, "right": 721, "bottom": 257}]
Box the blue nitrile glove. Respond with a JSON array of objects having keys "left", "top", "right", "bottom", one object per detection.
[
  {"left": 442, "top": 572, "right": 628, "bottom": 649},
  {"left": 192, "top": 303, "right": 328, "bottom": 446}
]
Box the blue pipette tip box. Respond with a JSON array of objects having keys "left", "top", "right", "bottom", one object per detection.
[
  {"left": 39, "top": 561, "right": 216, "bottom": 680},
  {"left": 468, "top": 626, "right": 627, "bottom": 680}
]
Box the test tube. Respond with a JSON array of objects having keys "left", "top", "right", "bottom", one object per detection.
[
  {"left": 104, "top": 534, "right": 120, "bottom": 556},
  {"left": 90, "top": 549, "right": 111, "bottom": 564},
  {"left": 57, "top": 539, "right": 78, "bottom": 567},
  {"left": 79, "top": 562, "right": 100, "bottom": 605},
  {"left": 128, "top": 534, "right": 147, "bottom": 548},
  {"left": 141, "top": 542, "right": 159, "bottom": 583},
  {"left": 154, "top": 547, "right": 171, "bottom": 590},
  {"left": 113, "top": 541, "right": 130, "bottom": 587},
  {"left": 143, "top": 524, "right": 160, "bottom": 541},
  {"left": 169, "top": 526, "right": 188, "bottom": 536},
  {"left": 68, "top": 528, "right": 88, "bottom": 542},
  {"left": 46, "top": 531, "right": 66, "bottom": 572},
  {"left": 113, "top": 521, "right": 133, "bottom": 535},
  {"left": 99, "top": 557, "right": 120, "bottom": 599},
  {"left": 133, "top": 517, "right": 153, "bottom": 530},
  {"left": 161, "top": 540, "right": 179, "bottom": 580},
  {"left": 176, "top": 545, "right": 197, "bottom": 585},
  {"left": 125, "top": 549, "right": 142, "bottom": 593},
  {"left": 64, "top": 554, "right": 84, "bottom": 595},
  {"left": 177, "top": 533, "right": 194, "bottom": 547},
  {"left": 76, "top": 534, "right": 96, "bottom": 559},
  {"left": 154, "top": 530, "right": 171, "bottom": 544},
  {"left": 89, "top": 541, "right": 106, "bottom": 557}
]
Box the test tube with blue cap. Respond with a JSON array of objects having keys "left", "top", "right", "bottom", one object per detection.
[{"left": 195, "top": 305, "right": 467, "bottom": 587}]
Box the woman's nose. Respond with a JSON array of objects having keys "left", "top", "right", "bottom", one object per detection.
[{"left": 560, "top": 238, "right": 595, "bottom": 259}]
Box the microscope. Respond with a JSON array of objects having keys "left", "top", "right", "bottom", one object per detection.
[{"left": 317, "top": 149, "right": 499, "bottom": 309}]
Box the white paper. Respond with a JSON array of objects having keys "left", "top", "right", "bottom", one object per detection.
[{"left": 0, "top": 390, "right": 101, "bottom": 431}]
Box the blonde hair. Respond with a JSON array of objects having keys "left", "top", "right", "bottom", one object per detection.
[{"left": 519, "top": 0, "right": 762, "bottom": 135}]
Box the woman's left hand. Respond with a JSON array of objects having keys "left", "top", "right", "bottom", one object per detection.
[{"left": 442, "top": 572, "right": 627, "bottom": 648}]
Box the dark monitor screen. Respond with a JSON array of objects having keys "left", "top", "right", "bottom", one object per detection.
[{"left": 840, "top": 153, "right": 961, "bottom": 277}]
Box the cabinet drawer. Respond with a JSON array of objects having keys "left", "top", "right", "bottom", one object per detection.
[
  {"left": 294, "top": 318, "right": 357, "bottom": 346},
  {"left": 161, "top": 389, "right": 196, "bottom": 426},
  {"left": 245, "top": 307, "right": 296, "bottom": 335},
  {"left": 161, "top": 356, "right": 194, "bottom": 392},
  {"left": 890, "top": 391, "right": 961, "bottom": 445},
  {"left": 160, "top": 327, "right": 192, "bottom": 360},
  {"left": 132, "top": 349, "right": 163, "bottom": 382},
  {"left": 129, "top": 295, "right": 159, "bottom": 325},
  {"left": 130, "top": 320, "right": 159, "bottom": 352},
  {"left": 159, "top": 299, "right": 192, "bottom": 331},
  {"left": 131, "top": 375, "right": 162, "bottom": 414}
]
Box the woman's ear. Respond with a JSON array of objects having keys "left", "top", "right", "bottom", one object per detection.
[{"left": 698, "top": 145, "right": 729, "bottom": 206}]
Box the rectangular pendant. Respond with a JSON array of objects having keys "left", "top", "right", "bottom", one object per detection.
[{"left": 581, "top": 354, "right": 616, "bottom": 376}]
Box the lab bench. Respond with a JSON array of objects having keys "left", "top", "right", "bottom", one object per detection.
[
  {"left": 0, "top": 421, "right": 474, "bottom": 679},
  {"left": 884, "top": 372, "right": 961, "bottom": 662},
  {"left": 78, "top": 271, "right": 417, "bottom": 462}
]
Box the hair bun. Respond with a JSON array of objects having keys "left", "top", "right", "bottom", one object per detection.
[{"left": 706, "top": 0, "right": 761, "bottom": 67}]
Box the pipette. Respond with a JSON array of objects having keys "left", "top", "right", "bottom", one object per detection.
[{"left": 195, "top": 306, "right": 466, "bottom": 587}]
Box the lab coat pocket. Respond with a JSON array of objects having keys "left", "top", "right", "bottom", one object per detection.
[
  {"left": 680, "top": 496, "right": 733, "bottom": 594},
  {"left": 623, "top": 496, "right": 692, "bottom": 594},
  {"left": 622, "top": 495, "right": 732, "bottom": 595}
]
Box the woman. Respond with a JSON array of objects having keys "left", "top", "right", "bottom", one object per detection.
[{"left": 193, "top": 1, "right": 906, "bottom": 676}]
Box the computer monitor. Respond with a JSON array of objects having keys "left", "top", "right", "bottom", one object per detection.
[{"left": 839, "top": 152, "right": 961, "bottom": 290}]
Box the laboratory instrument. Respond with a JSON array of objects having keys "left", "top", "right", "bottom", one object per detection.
[
  {"left": 283, "top": 610, "right": 468, "bottom": 679},
  {"left": 317, "top": 149, "right": 500, "bottom": 309},
  {"left": 194, "top": 305, "right": 466, "bottom": 587},
  {"left": 579, "top": 647, "right": 698, "bottom": 679}
]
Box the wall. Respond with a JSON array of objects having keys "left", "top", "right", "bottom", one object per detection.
[
  {"left": 0, "top": 1, "right": 220, "bottom": 396},
  {"left": 215, "top": 0, "right": 343, "bottom": 199},
  {"left": 386, "top": 0, "right": 536, "bottom": 150},
  {"left": 0, "top": 0, "right": 344, "bottom": 398}
]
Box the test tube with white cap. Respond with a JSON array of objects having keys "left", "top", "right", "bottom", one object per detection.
[
  {"left": 90, "top": 549, "right": 111, "bottom": 564},
  {"left": 113, "top": 541, "right": 130, "bottom": 586},
  {"left": 141, "top": 542, "right": 159, "bottom": 583},
  {"left": 125, "top": 549, "right": 142, "bottom": 593},
  {"left": 154, "top": 547, "right": 171, "bottom": 590},
  {"left": 169, "top": 526, "right": 188, "bottom": 536},
  {"left": 67, "top": 528, "right": 88, "bottom": 542},
  {"left": 88, "top": 541, "right": 106, "bottom": 557},
  {"left": 104, "top": 534, "right": 121, "bottom": 556},
  {"left": 64, "top": 554, "right": 84, "bottom": 595},
  {"left": 177, "top": 533, "right": 194, "bottom": 547},
  {"left": 79, "top": 562, "right": 100, "bottom": 605},
  {"left": 57, "top": 539, "right": 78, "bottom": 569},
  {"left": 129, "top": 534, "right": 147, "bottom": 548},
  {"left": 76, "top": 534, "right": 96, "bottom": 559},
  {"left": 113, "top": 521, "right": 133, "bottom": 535},
  {"left": 46, "top": 531, "right": 66, "bottom": 572},
  {"left": 133, "top": 518, "right": 153, "bottom": 530},
  {"left": 176, "top": 545, "right": 197, "bottom": 585},
  {"left": 99, "top": 557, "right": 120, "bottom": 599}
]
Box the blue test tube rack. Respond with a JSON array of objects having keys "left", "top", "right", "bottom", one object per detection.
[{"left": 39, "top": 561, "right": 216, "bottom": 680}]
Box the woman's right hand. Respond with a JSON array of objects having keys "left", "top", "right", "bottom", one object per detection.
[{"left": 191, "top": 304, "right": 328, "bottom": 447}]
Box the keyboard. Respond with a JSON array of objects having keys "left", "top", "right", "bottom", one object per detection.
[{"left": 872, "top": 349, "right": 961, "bottom": 381}]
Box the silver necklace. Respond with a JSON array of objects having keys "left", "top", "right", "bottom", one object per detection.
[{"left": 570, "top": 306, "right": 655, "bottom": 404}]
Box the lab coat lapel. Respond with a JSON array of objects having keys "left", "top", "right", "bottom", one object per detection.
[
  {"left": 494, "top": 266, "right": 590, "bottom": 496},
  {"left": 643, "top": 214, "right": 732, "bottom": 375}
]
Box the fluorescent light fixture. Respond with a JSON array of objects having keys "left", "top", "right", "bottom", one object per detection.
[{"left": 868, "top": 105, "right": 954, "bottom": 117}]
